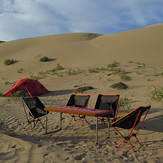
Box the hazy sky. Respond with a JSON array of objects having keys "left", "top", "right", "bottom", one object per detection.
[{"left": 0, "top": 0, "right": 163, "bottom": 41}]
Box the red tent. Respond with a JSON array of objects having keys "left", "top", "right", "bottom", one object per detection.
[{"left": 3, "top": 78, "right": 50, "bottom": 97}]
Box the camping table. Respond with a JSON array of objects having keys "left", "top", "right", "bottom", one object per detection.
[{"left": 44, "top": 106, "right": 111, "bottom": 145}]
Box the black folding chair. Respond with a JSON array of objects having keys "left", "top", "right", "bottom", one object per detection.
[
  {"left": 67, "top": 94, "right": 90, "bottom": 125},
  {"left": 22, "top": 97, "right": 49, "bottom": 129},
  {"left": 111, "top": 105, "right": 151, "bottom": 151},
  {"left": 94, "top": 94, "right": 120, "bottom": 125}
]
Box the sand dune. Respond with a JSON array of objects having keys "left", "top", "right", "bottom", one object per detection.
[
  {"left": 90, "top": 23, "right": 163, "bottom": 66},
  {"left": 0, "top": 23, "right": 163, "bottom": 81},
  {"left": 0, "top": 24, "right": 163, "bottom": 162}
]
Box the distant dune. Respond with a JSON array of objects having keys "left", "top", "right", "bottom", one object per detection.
[{"left": 0, "top": 23, "right": 163, "bottom": 81}]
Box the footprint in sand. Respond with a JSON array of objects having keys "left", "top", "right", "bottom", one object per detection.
[{"left": 73, "top": 153, "right": 86, "bottom": 160}]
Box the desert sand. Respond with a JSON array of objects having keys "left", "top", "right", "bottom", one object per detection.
[{"left": 0, "top": 23, "right": 163, "bottom": 163}]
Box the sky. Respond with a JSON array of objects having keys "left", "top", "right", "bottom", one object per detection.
[{"left": 0, "top": 0, "right": 163, "bottom": 41}]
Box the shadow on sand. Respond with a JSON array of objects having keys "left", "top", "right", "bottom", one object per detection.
[
  {"left": 144, "top": 114, "right": 163, "bottom": 133},
  {"left": 143, "top": 108, "right": 163, "bottom": 133},
  {"left": 43, "top": 89, "right": 76, "bottom": 96}
]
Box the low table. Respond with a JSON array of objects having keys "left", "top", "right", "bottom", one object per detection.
[{"left": 44, "top": 106, "right": 111, "bottom": 145}]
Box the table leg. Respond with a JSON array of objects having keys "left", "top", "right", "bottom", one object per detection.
[
  {"left": 107, "top": 115, "right": 110, "bottom": 138},
  {"left": 96, "top": 116, "right": 98, "bottom": 145},
  {"left": 45, "top": 111, "right": 48, "bottom": 134},
  {"left": 60, "top": 113, "right": 62, "bottom": 130}
]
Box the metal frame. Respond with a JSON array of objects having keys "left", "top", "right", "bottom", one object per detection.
[
  {"left": 45, "top": 107, "right": 111, "bottom": 145},
  {"left": 111, "top": 105, "right": 151, "bottom": 151},
  {"left": 22, "top": 97, "right": 46, "bottom": 130}
]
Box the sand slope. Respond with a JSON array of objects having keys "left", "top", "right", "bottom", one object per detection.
[{"left": 0, "top": 24, "right": 163, "bottom": 81}]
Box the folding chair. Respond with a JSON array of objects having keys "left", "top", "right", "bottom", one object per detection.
[
  {"left": 22, "top": 97, "right": 49, "bottom": 129},
  {"left": 94, "top": 94, "right": 120, "bottom": 125},
  {"left": 111, "top": 105, "right": 151, "bottom": 151},
  {"left": 67, "top": 94, "right": 90, "bottom": 125}
]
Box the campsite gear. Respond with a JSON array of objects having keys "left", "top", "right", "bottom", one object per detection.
[
  {"left": 94, "top": 94, "right": 120, "bottom": 126},
  {"left": 22, "top": 97, "right": 49, "bottom": 129},
  {"left": 4, "top": 78, "right": 49, "bottom": 97},
  {"left": 67, "top": 94, "right": 90, "bottom": 125},
  {"left": 111, "top": 105, "right": 151, "bottom": 151},
  {"left": 44, "top": 106, "right": 111, "bottom": 145}
]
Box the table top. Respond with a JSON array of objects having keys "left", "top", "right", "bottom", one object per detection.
[{"left": 44, "top": 106, "right": 111, "bottom": 117}]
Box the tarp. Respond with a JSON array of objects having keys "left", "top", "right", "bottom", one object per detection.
[{"left": 3, "top": 78, "right": 50, "bottom": 97}]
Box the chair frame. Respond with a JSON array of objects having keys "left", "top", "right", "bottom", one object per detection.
[
  {"left": 67, "top": 94, "right": 90, "bottom": 125},
  {"left": 111, "top": 105, "right": 151, "bottom": 151},
  {"left": 94, "top": 94, "right": 120, "bottom": 126},
  {"left": 22, "top": 97, "right": 47, "bottom": 129}
]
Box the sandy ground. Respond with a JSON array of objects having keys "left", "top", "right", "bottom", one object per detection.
[{"left": 0, "top": 24, "right": 163, "bottom": 162}]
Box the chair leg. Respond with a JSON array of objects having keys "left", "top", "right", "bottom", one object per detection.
[
  {"left": 81, "top": 118, "right": 90, "bottom": 126},
  {"left": 69, "top": 115, "right": 90, "bottom": 126},
  {"left": 99, "top": 117, "right": 111, "bottom": 127},
  {"left": 113, "top": 127, "right": 137, "bottom": 151},
  {"left": 33, "top": 119, "right": 37, "bottom": 127},
  {"left": 116, "top": 139, "right": 126, "bottom": 148},
  {"left": 128, "top": 140, "right": 135, "bottom": 151},
  {"left": 116, "top": 138, "right": 135, "bottom": 151},
  {"left": 69, "top": 115, "right": 76, "bottom": 125},
  {"left": 99, "top": 117, "right": 106, "bottom": 127},
  {"left": 24, "top": 118, "right": 39, "bottom": 129},
  {"left": 38, "top": 119, "right": 45, "bottom": 129},
  {"left": 24, "top": 118, "right": 45, "bottom": 129},
  {"left": 32, "top": 119, "right": 45, "bottom": 129},
  {"left": 135, "top": 136, "right": 142, "bottom": 146},
  {"left": 23, "top": 120, "right": 33, "bottom": 129}
]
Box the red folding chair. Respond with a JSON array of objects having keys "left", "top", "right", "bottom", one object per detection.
[
  {"left": 67, "top": 94, "right": 90, "bottom": 125},
  {"left": 111, "top": 105, "right": 151, "bottom": 151}
]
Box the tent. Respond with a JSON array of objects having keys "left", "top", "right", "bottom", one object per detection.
[{"left": 3, "top": 78, "right": 50, "bottom": 97}]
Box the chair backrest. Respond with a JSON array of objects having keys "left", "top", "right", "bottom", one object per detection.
[
  {"left": 111, "top": 105, "right": 151, "bottom": 129},
  {"left": 22, "top": 97, "right": 48, "bottom": 118},
  {"left": 66, "top": 94, "right": 90, "bottom": 108},
  {"left": 94, "top": 94, "right": 120, "bottom": 118}
]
